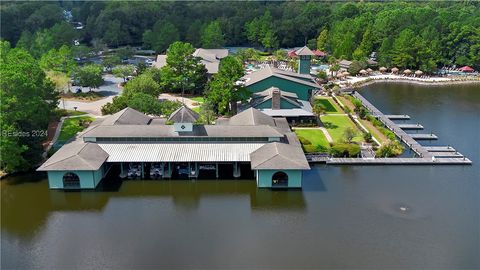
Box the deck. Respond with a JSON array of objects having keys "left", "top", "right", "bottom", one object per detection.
[
  {"left": 397, "top": 123, "right": 424, "bottom": 130},
  {"left": 385, "top": 114, "right": 410, "bottom": 120}
]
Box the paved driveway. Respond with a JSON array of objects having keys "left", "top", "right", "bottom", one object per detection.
[{"left": 59, "top": 75, "right": 123, "bottom": 115}]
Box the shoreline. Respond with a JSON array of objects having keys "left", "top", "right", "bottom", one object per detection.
[{"left": 340, "top": 76, "right": 480, "bottom": 89}]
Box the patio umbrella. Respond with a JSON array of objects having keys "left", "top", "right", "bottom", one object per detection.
[
  {"left": 403, "top": 69, "right": 412, "bottom": 74},
  {"left": 379, "top": 66, "right": 387, "bottom": 72},
  {"left": 391, "top": 67, "right": 399, "bottom": 73},
  {"left": 366, "top": 68, "right": 373, "bottom": 73},
  {"left": 415, "top": 70, "right": 423, "bottom": 76}
]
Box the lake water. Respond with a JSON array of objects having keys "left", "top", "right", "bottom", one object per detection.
[{"left": 2, "top": 83, "right": 479, "bottom": 269}]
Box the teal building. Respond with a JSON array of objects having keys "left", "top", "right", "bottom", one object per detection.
[
  {"left": 38, "top": 107, "right": 310, "bottom": 190},
  {"left": 243, "top": 62, "right": 319, "bottom": 101},
  {"left": 295, "top": 46, "right": 315, "bottom": 75}
]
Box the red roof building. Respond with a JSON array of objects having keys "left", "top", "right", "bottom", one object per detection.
[{"left": 459, "top": 66, "right": 474, "bottom": 72}]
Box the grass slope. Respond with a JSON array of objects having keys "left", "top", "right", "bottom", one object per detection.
[
  {"left": 320, "top": 115, "right": 363, "bottom": 143},
  {"left": 294, "top": 129, "right": 330, "bottom": 153},
  {"left": 58, "top": 116, "right": 95, "bottom": 141}
]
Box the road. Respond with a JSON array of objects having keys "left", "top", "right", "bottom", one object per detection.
[{"left": 58, "top": 75, "right": 123, "bottom": 115}]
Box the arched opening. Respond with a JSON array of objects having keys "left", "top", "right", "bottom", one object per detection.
[
  {"left": 272, "top": 171, "right": 288, "bottom": 187},
  {"left": 63, "top": 172, "right": 80, "bottom": 189}
]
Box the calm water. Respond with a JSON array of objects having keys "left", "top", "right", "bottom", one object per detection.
[{"left": 2, "top": 83, "right": 479, "bottom": 269}]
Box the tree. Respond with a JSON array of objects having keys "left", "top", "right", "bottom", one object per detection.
[
  {"left": 205, "top": 56, "right": 248, "bottom": 115},
  {"left": 197, "top": 101, "right": 216, "bottom": 124},
  {"left": 123, "top": 73, "right": 161, "bottom": 97},
  {"left": 261, "top": 30, "right": 279, "bottom": 51},
  {"left": 348, "top": 60, "right": 367, "bottom": 75},
  {"left": 160, "top": 41, "right": 208, "bottom": 95},
  {"left": 313, "top": 103, "right": 326, "bottom": 117},
  {"left": 103, "top": 55, "right": 121, "bottom": 71},
  {"left": 376, "top": 140, "right": 404, "bottom": 157},
  {"left": 316, "top": 29, "right": 328, "bottom": 52},
  {"left": 74, "top": 65, "right": 104, "bottom": 91},
  {"left": 343, "top": 127, "right": 357, "bottom": 143},
  {"left": 201, "top": 21, "right": 225, "bottom": 49},
  {"left": 352, "top": 28, "right": 373, "bottom": 60},
  {"left": 143, "top": 21, "right": 180, "bottom": 53},
  {"left": 0, "top": 43, "right": 58, "bottom": 172},
  {"left": 39, "top": 45, "right": 76, "bottom": 74},
  {"left": 112, "top": 65, "right": 135, "bottom": 82}
]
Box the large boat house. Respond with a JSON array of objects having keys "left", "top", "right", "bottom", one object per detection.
[{"left": 38, "top": 107, "right": 310, "bottom": 190}]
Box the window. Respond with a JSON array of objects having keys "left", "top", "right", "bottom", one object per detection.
[
  {"left": 272, "top": 171, "right": 288, "bottom": 187},
  {"left": 63, "top": 172, "right": 80, "bottom": 189}
]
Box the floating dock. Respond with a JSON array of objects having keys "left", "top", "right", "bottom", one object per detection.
[
  {"left": 424, "top": 146, "right": 456, "bottom": 152},
  {"left": 385, "top": 114, "right": 411, "bottom": 120},
  {"left": 409, "top": 133, "right": 438, "bottom": 140},
  {"left": 398, "top": 124, "right": 424, "bottom": 130},
  {"left": 342, "top": 92, "right": 472, "bottom": 165}
]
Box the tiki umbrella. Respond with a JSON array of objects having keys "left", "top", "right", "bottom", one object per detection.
[
  {"left": 391, "top": 67, "right": 399, "bottom": 73},
  {"left": 403, "top": 69, "right": 412, "bottom": 74},
  {"left": 336, "top": 73, "right": 345, "bottom": 78},
  {"left": 342, "top": 71, "right": 350, "bottom": 76},
  {"left": 415, "top": 70, "right": 423, "bottom": 76},
  {"left": 359, "top": 69, "right": 367, "bottom": 75},
  {"left": 366, "top": 68, "right": 373, "bottom": 73},
  {"left": 379, "top": 66, "right": 387, "bottom": 72}
]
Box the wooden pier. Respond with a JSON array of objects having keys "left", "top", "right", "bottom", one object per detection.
[
  {"left": 385, "top": 114, "right": 410, "bottom": 120},
  {"left": 398, "top": 124, "right": 424, "bottom": 130},
  {"left": 325, "top": 157, "right": 472, "bottom": 165},
  {"left": 424, "top": 146, "right": 456, "bottom": 152},
  {"left": 352, "top": 92, "right": 433, "bottom": 158},
  {"left": 409, "top": 133, "right": 438, "bottom": 140},
  {"left": 339, "top": 92, "right": 472, "bottom": 165}
]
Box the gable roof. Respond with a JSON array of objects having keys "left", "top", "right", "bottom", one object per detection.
[
  {"left": 101, "top": 107, "right": 151, "bottom": 126},
  {"left": 250, "top": 142, "right": 310, "bottom": 170},
  {"left": 228, "top": 108, "right": 276, "bottom": 126},
  {"left": 243, "top": 65, "right": 319, "bottom": 88},
  {"left": 168, "top": 106, "right": 200, "bottom": 123},
  {"left": 251, "top": 87, "right": 302, "bottom": 108},
  {"left": 295, "top": 46, "right": 315, "bottom": 56},
  {"left": 37, "top": 140, "right": 109, "bottom": 171},
  {"left": 154, "top": 48, "right": 228, "bottom": 74}
]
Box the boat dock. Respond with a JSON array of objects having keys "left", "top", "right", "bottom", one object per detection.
[
  {"left": 385, "top": 114, "right": 411, "bottom": 120},
  {"left": 424, "top": 146, "right": 456, "bottom": 152},
  {"left": 397, "top": 123, "right": 424, "bottom": 130},
  {"left": 318, "top": 92, "right": 472, "bottom": 165},
  {"left": 410, "top": 133, "right": 438, "bottom": 140}
]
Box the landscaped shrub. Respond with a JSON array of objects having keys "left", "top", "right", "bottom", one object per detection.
[
  {"left": 363, "top": 132, "right": 373, "bottom": 143},
  {"left": 376, "top": 140, "right": 405, "bottom": 157},
  {"left": 298, "top": 136, "right": 312, "bottom": 145},
  {"left": 330, "top": 143, "right": 361, "bottom": 157}
]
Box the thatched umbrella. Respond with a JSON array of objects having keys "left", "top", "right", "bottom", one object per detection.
[
  {"left": 404, "top": 69, "right": 412, "bottom": 74},
  {"left": 391, "top": 67, "right": 399, "bottom": 73},
  {"left": 336, "top": 73, "right": 345, "bottom": 78},
  {"left": 366, "top": 68, "right": 373, "bottom": 73},
  {"left": 359, "top": 69, "right": 367, "bottom": 75},
  {"left": 415, "top": 70, "right": 423, "bottom": 76},
  {"left": 379, "top": 66, "right": 387, "bottom": 73},
  {"left": 342, "top": 71, "right": 350, "bottom": 76}
]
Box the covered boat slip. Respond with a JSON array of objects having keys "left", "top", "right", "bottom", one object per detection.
[
  {"left": 100, "top": 142, "right": 265, "bottom": 180},
  {"left": 38, "top": 107, "right": 310, "bottom": 190}
]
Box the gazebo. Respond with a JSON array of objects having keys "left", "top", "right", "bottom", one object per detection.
[
  {"left": 379, "top": 67, "right": 387, "bottom": 73},
  {"left": 459, "top": 66, "right": 474, "bottom": 72},
  {"left": 288, "top": 50, "right": 297, "bottom": 58},
  {"left": 313, "top": 50, "right": 327, "bottom": 57},
  {"left": 404, "top": 69, "right": 412, "bottom": 75},
  {"left": 391, "top": 67, "right": 399, "bottom": 74}
]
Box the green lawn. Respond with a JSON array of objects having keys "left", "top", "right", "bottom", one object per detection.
[
  {"left": 314, "top": 97, "right": 342, "bottom": 113},
  {"left": 294, "top": 128, "right": 330, "bottom": 153},
  {"left": 58, "top": 116, "right": 95, "bottom": 141},
  {"left": 192, "top": 107, "right": 201, "bottom": 113},
  {"left": 320, "top": 115, "right": 363, "bottom": 143},
  {"left": 190, "top": 97, "right": 205, "bottom": 103}
]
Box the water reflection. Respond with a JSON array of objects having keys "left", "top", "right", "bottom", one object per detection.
[{"left": 1, "top": 175, "right": 308, "bottom": 240}]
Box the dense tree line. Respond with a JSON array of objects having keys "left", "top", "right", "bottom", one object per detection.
[{"left": 2, "top": 1, "right": 479, "bottom": 70}]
